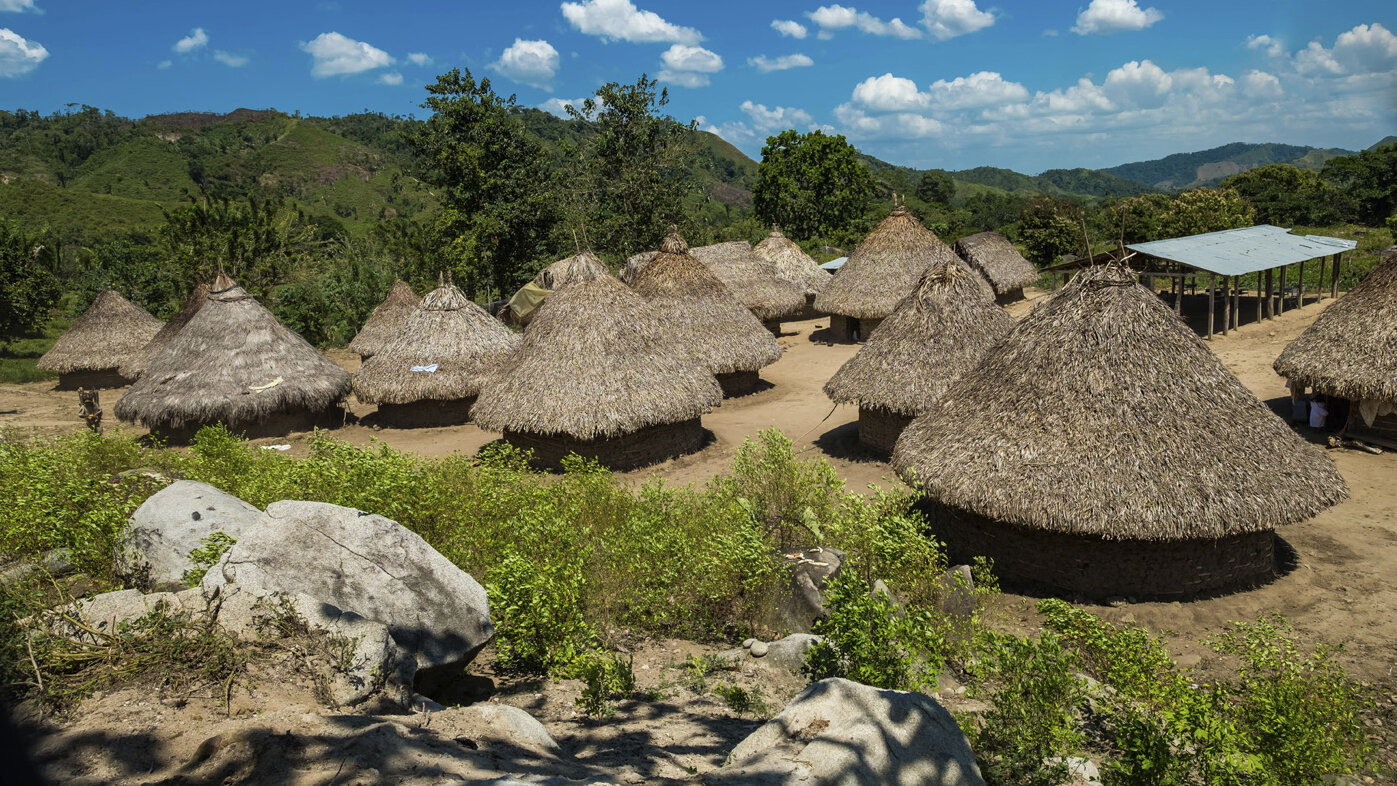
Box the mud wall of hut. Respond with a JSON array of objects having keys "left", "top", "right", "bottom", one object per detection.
[
  {"left": 858, "top": 406, "right": 914, "bottom": 456},
  {"left": 504, "top": 418, "right": 707, "bottom": 472}
]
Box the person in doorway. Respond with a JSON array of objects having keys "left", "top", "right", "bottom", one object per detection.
[{"left": 1309, "top": 395, "right": 1329, "bottom": 429}]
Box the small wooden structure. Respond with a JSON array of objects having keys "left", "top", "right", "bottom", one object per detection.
[{"left": 1041, "top": 225, "right": 1355, "bottom": 340}]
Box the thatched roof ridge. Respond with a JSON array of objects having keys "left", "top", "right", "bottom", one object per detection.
[
  {"left": 825, "top": 263, "right": 1015, "bottom": 416},
  {"left": 892, "top": 263, "right": 1347, "bottom": 540},
  {"left": 113, "top": 274, "right": 350, "bottom": 428},
  {"left": 753, "top": 228, "right": 831, "bottom": 296},
  {"left": 690, "top": 241, "right": 806, "bottom": 320},
  {"left": 348, "top": 280, "right": 417, "bottom": 359},
  {"left": 954, "top": 231, "right": 1039, "bottom": 295},
  {"left": 632, "top": 229, "right": 782, "bottom": 375},
  {"left": 814, "top": 206, "right": 976, "bottom": 319},
  {"left": 119, "top": 283, "right": 211, "bottom": 379},
  {"left": 1274, "top": 252, "right": 1397, "bottom": 403},
  {"left": 38, "top": 290, "right": 164, "bottom": 374},
  {"left": 352, "top": 279, "right": 520, "bottom": 405},
  {"left": 471, "top": 270, "right": 721, "bottom": 440},
  {"left": 620, "top": 251, "right": 658, "bottom": 285},
  {"left": 533, "top": 251, "right": 609, "bottom": 290}
]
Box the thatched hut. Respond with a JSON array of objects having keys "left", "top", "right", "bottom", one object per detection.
[
  {"left": 473, "top": 254, "right": 721, "bottom": 471},
  {"left": 503, "top": 253, "right": 614, "bottom": 326},
  {"left": 1274, "top": 247, "right": 1397, "bottom": 448},
  {"left": 632, "top": 230, "right": 783, "bottom": 397},
  {"left": 348, "top": 280, "right": 416, "bottom": 360},
  {"left": 690, "top": 241, "right": 806, "bottom": 332},
  {"left": 954, "top": 231, "right": 1039, "bottom": 302},
  {"left": 620, "top": 251, "right": 657, "bottom": 285},
  {"left": 825, "top": 263, "right": 1015, "bottom": 455},
  {"left": 753, "top": 227, "right": 831, "bottom": 318},
  {"left": 352, "top": 276, "right": 520, "bottom": 428},
  {"left": 114, "top": 274, "right": 350, "bottom": 441},
  {"left": 813, "top": 206, "right": 978, "bottom": 342},
  {"left": 892, "top": 263, "right": 1347, "bottom": 600},
  {"left": 119, "top": 283, "right": 211, "bottom": 381},
  {"left": 38, "top": 290, "right": 163, "bottom": 389}
]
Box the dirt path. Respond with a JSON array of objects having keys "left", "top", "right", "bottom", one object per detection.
[{"left": 2, "top": 288, "right": 1394, "bottom": 683}]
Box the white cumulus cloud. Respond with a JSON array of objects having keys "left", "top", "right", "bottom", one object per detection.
[
  {"left": 1240, "top": 69, "right": 1282, "bottom": 99},
  {"left": 659, "top": 43, "right": 722, "bottom": 87},
  {"left": 213, "top": 50, "right": 248, "bottom": 67},
  {"left": 561, "top": 0, "right": 701, "bottom": 44},
  {"left": 378, "top": 71, "right": 403, "bottom": 85},
  {"left": 808, "top": 5, "right": 921, "bottom": 39},
  {"left": 538, "top": 96, "right": 588, "bottom": 118},
  {"left": 1331, "top": 22, "right": 1397, "bottom": 75},
  {"left": 919, "top": 0, "right": 993, "bottom": 41},
  {"left": 1072, "top": 0, "right": 1162, "bottom": 35},
  {"left": 1246, "top": 34, "right": 1283, "bottom": 58},
  {"left": 771, "top": 19, "right": 807, "bottom": 39},
  {"left": 0, "top": 0, "right": 40, "bottom": 12},
  {"left": 851, "top": 73, "right": 929, "bottom": 111},
  {"left": 173, "top": 27, "right": 208, "bottom": 53},
  {"left": 927, "top": 71, "right": 1028, "bottom": 109},
  {"left": 741, "top": 100, "right": 814, "bottom": 132},
  {"left": 491, "top": 38, "right": 558, "bottom": 88},
  {"left": 406, "top": 52, "right": 432, "bottom": 67},
  {"left": 301, "top": 31, "right": 393, "bottom": 78},
  {"left": 0, "top": 26, "right": 45, "bottom": 76},
  {"left": 748, "top": 53, "right": 813, "bottom": 72},
  {"left": 1101, "top": 59, "right": 1173, "bottom": 108}
]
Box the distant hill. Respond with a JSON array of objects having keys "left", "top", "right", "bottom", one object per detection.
[
  {"left": 1102, "top": 142, "right": 1355, "bottom": 190},
  {"left": 1369, "top": 135, "right": 1397, "bottom": 151}
]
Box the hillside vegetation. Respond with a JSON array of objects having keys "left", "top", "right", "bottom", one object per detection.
[{"left": 1102, "top": 141, "right": 1355, "bottom": 190}]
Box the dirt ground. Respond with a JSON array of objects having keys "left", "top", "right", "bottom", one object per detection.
[{"left": 3, "top": 287, "right": 1396, "bottom": 781}]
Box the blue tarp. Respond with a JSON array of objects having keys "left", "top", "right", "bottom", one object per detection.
[{"left": 1127, "top": 225, "right": 1355, "bottom": 277}]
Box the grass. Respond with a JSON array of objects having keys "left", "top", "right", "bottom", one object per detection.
[{"left": 0, "top": 316, "right": 66, "bottom": 384}]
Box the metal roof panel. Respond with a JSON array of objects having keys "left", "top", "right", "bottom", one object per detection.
[{"left": 1126, "top": 225, "right": 1356, "bottom": 277}]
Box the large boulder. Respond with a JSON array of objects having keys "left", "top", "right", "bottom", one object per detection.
[
  {"left": 712, "top": 678, "right": 985, "bottom": 785},
  {"left": 119, "top": 481, "right": 263, "bottom": 589},
  {"left": 779, "top": 547, "right": 844, "bottom": 633},
  {"left": 202, "top": 500, "right": 493, "bottom": 670}
]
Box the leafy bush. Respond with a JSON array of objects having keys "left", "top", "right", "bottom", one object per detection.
[
  {"left": 181, "top": 531, "right": 236, "bottom": 587},
  {"left": 804, "top": 570, "right": 950, "bottom": 691},
  {"left": 486, "top": 551, "right": 595, "bottom": 675},
  {"left": 573, "top": 651, "right": 636, "bottom": 717}
]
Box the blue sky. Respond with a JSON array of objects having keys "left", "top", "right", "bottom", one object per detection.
[{"left": 1, "top": 0, "right": 1393, "bottom": 173}]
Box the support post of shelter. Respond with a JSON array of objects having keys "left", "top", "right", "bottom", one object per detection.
[
  {"left": 1278, "top": 264, "right": 1287, "bottom": 315},
  {"left": 1222, "top": 276, "right": 1231, "bottom": 335},
  {"left": 1264, "top": 268, "right": 1274, "bottom": 320},
  {"left": 1255, "top": 274, "right": 1263, "bottom": 325},
  {"left": 1174, "top": 264, "right": 1183, "bottom": 316},
  {"left": 1232, "top": 277, "right": 1240, "bottom": 330},
  {"left": 1206, "top": 274, "right": 1215, "bottom": 340},
  {"left": 1331, "top": 253, "right": 1341, "bottom": 299},
  {"left": 1298, "top": 259, "right": 1306, "bottom": 307},
  {"left": 1318, "top": 255, "right": 1327, "bottom": 302}
]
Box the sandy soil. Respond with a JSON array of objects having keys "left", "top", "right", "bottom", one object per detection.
[{"left": 2, "top": 287, "right": 1394, "bottom": 683}]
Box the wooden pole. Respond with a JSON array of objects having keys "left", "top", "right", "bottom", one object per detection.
[
  {"left": 1223, "top": 275, "right": 1231, "bottom": 335},
  {"left": 1264, "top": 268, "right": 1274, "bottom": 320},
  {"left": 1233, "top": 276, "right": 1241, "bottom": 329},
  {"left": 1331, "top": 253, "right": 1341, "bottom": 299},
  {"left": 1278, "top": 265, "right": 1287, "bottom": 315},
  {"left": 1207, "top": 273, "right": 1215, "bottom": 340},
  {"left": 1298, "top": 259, "right": 1306, "bottom": 307},
  {"left": 1175, "top": 264, "right": 1184, "bottom": 316},
  {"left": 1318, "top": 255, "right": 1327, "bottom": 301},
  {"left": 1256, "top": 273, "right": 1263, "bottom": 324}
]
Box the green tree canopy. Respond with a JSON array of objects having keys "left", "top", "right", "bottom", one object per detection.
[
  {"left": 753, "top": 130, "right": 875, "bottom": 240},
  {"left": 413, "top": 68, "right": 561, "bottom": 298},
  {"left": 1159, "top": 187, "right": 1256, "bottom": 238},
  {"left": 0, "top": 223, "right": 61, "bottom": 342},
  {"left": 1222, "top": 164, "right": 1355, "bottom": 226},
  {"left": 1321, "top": 144, "right": 1397, "bottom": 226},
  {"left": 915, "top": 169, "right": 955, "bottom": 205},
  {"left": 567, "top": 75, "right": 697, "bottom": 255},
  {"left": 1018, "top": 197, "right": 1086, "bottom": 265}
]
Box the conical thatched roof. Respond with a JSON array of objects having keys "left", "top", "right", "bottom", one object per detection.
[
  {"left": 631, "top": 230, "right": 782, "bottom": 375},
  {"left": 814, "top": 206, "right": 976, "bottom": 320},
  {"left": 892, "top": 263, "right": 1347, "bottom": 541},
  {"left": 352, "top": 277, "right": 521, "bottom": 405},
  {"left": 620, "top": 251, "right": 657, "bottom": 285},
  {"left": 114, "top": 274, "right": 350, "bottom": 429},
  {"left": 472, "top": 256, "right": 722, "bottom": 440},
  {"left": 954, "top": 231, "right": 1039, "bottom": 296},
  {"left": 690, "top": 241, "right": 806, "bottom": 320},
  {"left": 38, "top": 290, "right": 163, "bottom": 374},
  {"left": 119, "top": 283, "right": 211, "bottom": 379},
  {"left": 1275, "top": 251, "right": 1397, "bottom": 404},
  {"left": 825, "top": 263, "right": 1016, "bottom": 416},
  {"left": 348, "top": 280, "right": 417, "bottom": 359},
  {"left": 753, "top": 228, "right": 831, "bottom": 296},
  {"left": 533, "top": 251, "right": 610, "bottom": 289}
]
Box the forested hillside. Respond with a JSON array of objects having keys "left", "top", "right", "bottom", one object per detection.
[{"left": 1102, "top": 142, "right": 1355, "bottom": 190}]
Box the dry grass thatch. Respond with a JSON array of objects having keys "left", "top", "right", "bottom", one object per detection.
[
  {"left": 753, "top": 228, "right": 831, "bottom": 297},
  {"left": 471, "top": 258, "right": 722, "bottom": 440},
  {"left": 825, "top": 263, "right": 1015, "bottom": 416},
  {"left": 533, "top": 251, "right": 610, "bottom": 289},
  {"left": 1274, "top": 251, "right": 1397, "bottom": 404},
  {"left": 631, "top": 230, "right": 783, "bottom": 375},
  {"left": 954, "top": 231, "right": 1039, "bottom": 295},
  {"left": 892, "top": 263, "right": 1347, "bottom": 540},
  {"left": 120, "top": 283, "right": 210, "bottom": 379},
  {"left": 38, "top": 290, "right": 163, "bottom": 374},
  {"left": 113, "top": 274, "right": 350, "bottom": 430},
  {"left": 348, "top": 280, "right": 417, "bottom": 359},
  {"left": 352, "top": 278, "right": 521, "bottom": 405},
  {"left": 814, "top": 206, "right": 971, "bottom": 319},
  {"left": 620, "top": 251, "right": 658, "bottom": 285},
  {"left": 690, "top": 241, "right": 807, "bottom": 320}
]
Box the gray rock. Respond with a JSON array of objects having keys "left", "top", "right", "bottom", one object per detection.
[
  {"left": 212, "top": 585, "right": 414, "bottom": 707},
  {"left": 749, "top": 640, "right": 770, "bottom": 658},
  {"left": 202, "top": 500, "right": 493, "bottom": 670},
  {"left": 761, "top": 634, "right": 822, "bottom": 672},
  {"left": 63, "top": 587, "right": 210, "bottom": 642},
  {"left": 0, "top": 549, "right": 76, "bottom": 586},
  {"left": 713, "top": 677, "right": 985, "bottom": 785},
  {"left": 939, "top": 565, "right": 976, "bottom": 618},
  {"left": 119, "top": 481, "right": 263, "bottom": 589},
  {"left": 1045, "top": 757, "right": 1102, "bottom": 785},
  {"left": 778, "top": 547, "right": 844, "bottom": 633},
  {"left": 742, "top": 638, "right": 757, "bottom": 649}
]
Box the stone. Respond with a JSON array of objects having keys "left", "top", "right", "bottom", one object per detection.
[
  {"left": 0, "top": 549, "right": 76, "bottom": 587},
  {"left": 939, "top": 565, "right": 976, "bottom": 618},
  {"left": 713, "top": 677, "right": 985, "bottom": 785},
  {"left": 202, "top": 500, "right": 493, "bottom": 670},
  {"left": 1045, "top": 757, "right": 1102, "bottom": 785},
  {"left": 778, "top": 547, "right": 845, "bottom": 633},
  {"left": 760, "top": 634, "right": 822, "bottom": 673},
  {"left": 749, "top": 641, "right": 770, "bottom": 658},
  {"left": 119, "top": 481, "right": 263, "bottom": 589},
  {"left": 61, "top": 587, "right": 210, "bottom": 642},
  {"left": 742, "top": 638, "right": 757, "bottom": 649}
]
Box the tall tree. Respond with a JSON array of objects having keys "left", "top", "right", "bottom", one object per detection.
[
  {"left": 753, "top": 130, "right": 874, "bottom": 240},
  {"left": 916, "top": 169, "right": 956, "bottom": 205},
  {"left": 0, "top": 223, "right": 60, "bottom": 343},
  {"left": 1322, "top": 144, "right": 1397, "bottom": 226},
  {"left": 567, "top": 75, "right": 696, "bottom": 255},
  {"left": 1223, "top": 165, "right": 1355, "bottom": 226},
  {"left": 413, "top": 68, "right": 561, "bottom": 298},
  {"left": 1018, "top": 197, "right": 1086, "bottom": 265}
]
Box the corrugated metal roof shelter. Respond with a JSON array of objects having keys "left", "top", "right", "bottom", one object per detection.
[{"left": 1040, "top": 225, "right": 1355, "bottom": 340}]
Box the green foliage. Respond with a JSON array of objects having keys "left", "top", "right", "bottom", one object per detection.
[
  {"left": 1157, "top": 187, "right": 1255, "bottom": 237},
  {"left": 916, "top": 169, "right": 956, "bottom": 205},
  {"left": 182, "top": 531, "right": 236, "bottom": 587},
  {"left": 573, "top": 651, "right": 636, "bottom": 717},
  {"left": 1222, "top": 164, "right": 1356, "bottom": 226},
  {"left": 487, "top": 551, "right": 596, "bottom": 675},
  {"left": 715, "top": 429, "right": 843, "bottom": 549},
  {"left": 969, "top": 631, "right": 1086, "bottom": 786},
  {"left": 804, "top": 571, "right": 950, "bottom": 690},
  {"left": 0, "top": 222, "right": 62, "bottom": 342},
  {"left": 714, "top": 682, "right": 771, "bottom": 717},
  {"left": 1019, "top": 196, "right": 1086, "bottom": 264},
  {"left": 754, "top": 129, "right": 875, "bottom": 240},
  {"left": 1322, "top": 143, "right": 1397, "bottom": 226}
]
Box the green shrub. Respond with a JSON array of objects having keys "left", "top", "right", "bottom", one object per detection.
[
  {"left": 714, "top": 682, "right": 771, "bottom": 717},
  {"left": 182, "top": 531, "right": 236, "bottom": 587},
  {"left": 574, "top": 651, "right": 636, "bottom": 717},
  {"left": 804, "top": 570, "right": 951, "bottom": 690},
  {"left": 486, "top": 551, "right": 595, "bottom": 675},
  {"left": 713, "top": 429, "right": 843, "bottom": 549}
]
